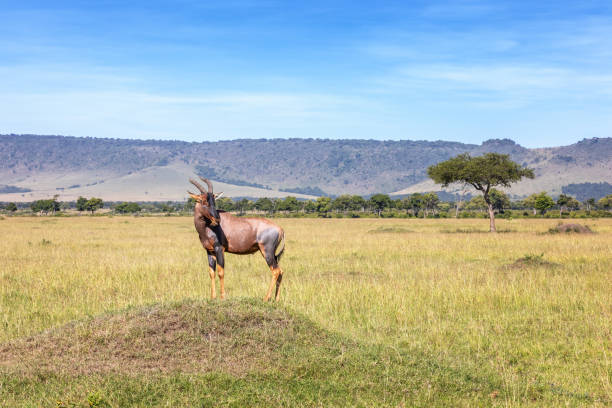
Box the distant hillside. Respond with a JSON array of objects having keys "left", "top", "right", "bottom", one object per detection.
[
  {"left": 0, "top": 134, "right": 610, "bottom": 201},
  {"left": 562, "top": 182, "right": 612, "bottom": 201}
]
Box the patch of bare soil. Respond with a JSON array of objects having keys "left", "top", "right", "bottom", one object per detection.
[{"left": 0, "top": 299, "right": 328, "bottom": 377}]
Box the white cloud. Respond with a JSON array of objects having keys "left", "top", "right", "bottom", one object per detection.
[
  {"left": 370, "top": 63, "right": 612, "bottom": 107},
  {"left": 0, "top": 88, "right": 374, "bottom": 140}
]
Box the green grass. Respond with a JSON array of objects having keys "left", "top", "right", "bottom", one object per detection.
[
  {"left": 0, "top": 299, "right": 505, "bottom": 407},
  {"left": 1, "top": 217, "right": 611, "bottom": 406}
]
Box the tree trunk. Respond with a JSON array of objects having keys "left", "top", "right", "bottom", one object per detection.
[{"left": 488, "top": 203, "right": 496, "bottom": 232}]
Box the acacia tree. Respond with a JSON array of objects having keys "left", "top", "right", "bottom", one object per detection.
[
  {"left": 85, "top": 197, "right": 103, "bottom": 214},
  {"left": 254, "top": 197, "right": 273, "bottom": 214},
  {"left": 534, "top": 192, "right": 554, "bottom": 214},
  {"left": 235, "top": 198, "right": 253, "bottom": 215},
  {"left": 464, "top": 196, "right": 487, "bottom": 212},
  {"left": 422, "top": 192, "right": 439, "bottom": 217},
  {"left": 553, "top": 194, "right": 579, "bottom": 213},
  {"left": 76, "top": 196, "right": 88, "bottom": 212},
  {"left": 115, "top": 202, "right": 141, "bottom": 214},
  {"left": 407, "top": 193, "right": 423, "bottom": 216},
  {"left": 215, "top": 197, "right": 234, "bottom": 211},
  {"left": 597, "top": 194, "right": 612, "bottom": 210},
  {"left": 585, "top": 198, "right": 596, "bottom": 212},
  {"left": 368, "top": 194, "right": 391, "bottom": 216},
  {"left": 348, "top": 195, "right": 366, "bottom": 212},
  {"left": 303, "top": 200, "right": 316, "bottom": 213},
  {"left": 314, "top": 197, "right": 332, "bottom": 216},
  {"left": 332, "top": 195, "right": 352, "bottom": 213},
  {"left": 557, "top": 194, "right": 572, "bottom": 214},
  {"left": 427, "top": 153, "right": 534, "bottom": 232},
  {"left": 489, "top": 189, "right": 510, "bottom": 213},
  {"left": 522, "top": 193, "right": 539, "bottom": 215},
  {"left": 282, "top": 196, "right": 301, "bottom": 213},
  {"left": 31, "top": 197, "right": 61, "bottom": 215}
]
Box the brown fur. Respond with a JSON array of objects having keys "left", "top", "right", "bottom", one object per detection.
[{"left": 191, "top": 180, "right": 285, "bottom": 301}]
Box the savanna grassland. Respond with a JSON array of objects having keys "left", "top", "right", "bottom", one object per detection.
[{"left": 1, "top": 216, "right": 611, "bottom": 407}]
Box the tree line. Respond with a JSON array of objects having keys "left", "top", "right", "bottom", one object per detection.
[
  {"left": 1, "top": 192, "right": 611, "bottom": 217},
  {"left": 208, "top": 191, "right": 612, "bottom": 217}
]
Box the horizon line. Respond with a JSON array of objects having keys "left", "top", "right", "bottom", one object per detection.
[{"left": 2, "top": 132, "right": 608, "bottom": 150}]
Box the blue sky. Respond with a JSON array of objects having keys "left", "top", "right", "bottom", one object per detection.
[{"left": 1, "top": 1, "right": 611, "bottom": 147}]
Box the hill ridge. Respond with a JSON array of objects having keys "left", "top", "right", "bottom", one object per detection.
[{"left": 0, "top": 134, "right": 610, "bottom": 200}]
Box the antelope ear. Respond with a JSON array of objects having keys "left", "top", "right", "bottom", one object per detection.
[{"left": 215, "top": 192, "right": 224, "bottom": 199}]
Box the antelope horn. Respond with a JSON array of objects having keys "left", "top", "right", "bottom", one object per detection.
[
  {"left": 215, "top": 192, "right": 224, "bottom": 199},
  {"left": 189, "top": 178, "right": 207, "bottom": 194},
  {"left": 199, "top": 176, "right": 214, "bottom": 194}
]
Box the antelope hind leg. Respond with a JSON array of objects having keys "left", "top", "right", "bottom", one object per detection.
[
  {"left": 274, "top": 267, "right": 284, "bottom": 301},
  {"left": 264, "top": 266, "right": 281, "bottom": 302}
]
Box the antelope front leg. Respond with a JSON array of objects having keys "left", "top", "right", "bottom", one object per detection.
[
  {"left": 207, "top": 253, "right": 217, "bottom": 299},
  {"left": 215, "top": 246, "right": 226, "bottom": 300}
]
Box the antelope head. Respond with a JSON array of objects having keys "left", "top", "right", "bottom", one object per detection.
[{"left": 188, "top": 176, "right": 222, "bottom": 226}]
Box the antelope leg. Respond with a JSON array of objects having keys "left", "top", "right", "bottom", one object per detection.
[
  {"left": 274, "top": 268, "right": 284, "bottom": 301},
  {"left": 215, "top": 247, "right": 226, "bottom": 300},
  {"left": 264, "top": 267, "right": 280, "bottom": 302},
  {"left": 208, "top": 253, "right": 217, "bottom": 299}
]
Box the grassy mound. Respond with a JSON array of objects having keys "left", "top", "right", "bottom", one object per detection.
[
  {"left": 548, "top": 223, "right": 594, "bottom": 234},
  {"left": 0, "top": 298, "right": 503, "bottom": 407},
  {"left": 505, "top": 253, "right": 559, "bottom": 270},
  {"left": 368, "top": 226, "right": 413, "bottom": 233},
  {"left": 1, "top": 299, "right": 329, "bottom": 376}
]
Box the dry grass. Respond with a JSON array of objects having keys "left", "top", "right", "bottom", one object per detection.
[{"left": 1, "top": 217, "right": 611, "bottom": 405}]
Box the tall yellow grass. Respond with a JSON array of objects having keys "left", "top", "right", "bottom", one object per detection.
[{"left": 1, "top": 216, "right": 610, "bottom": 401}]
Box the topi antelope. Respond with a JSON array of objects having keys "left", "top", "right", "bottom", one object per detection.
[{"left": 188, "top": 177, "right": 285, "bottom": 301}]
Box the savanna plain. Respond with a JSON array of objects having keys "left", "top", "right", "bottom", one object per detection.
[{"left": 0, "top": 216, "right": 610, "bottom": 407}]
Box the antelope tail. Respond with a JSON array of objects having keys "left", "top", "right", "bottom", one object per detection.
[{"left": 274, "top": 229, "right": 285, "bottom": 262}]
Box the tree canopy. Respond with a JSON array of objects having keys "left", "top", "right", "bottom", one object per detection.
[
  {"left": 534, "top": 192, "right": 555, "bottom": 214},
  {"left": 369, "top": 194, "right": 391, "bottom": 216},
  {"left": 76, "top": 196, "right": 88, "bottom": 211},
  {"left": 598, "top": 194, "right": 612, "bottom": 210},
  {"left": 427, "top": 153, "right": 534, "bottom": 191},
  {"left": 31, "top": 198, "right": 60, "bottom": 214},
  {"left": 428, "top": 153, "right": 534, "bottom": 231},
  {"left": 114, "top": 202, "right": 141, "bottom": 214},
  {"left": 85, "top": 198, "right": 103, "bottom": 214},
  {"left": 489, "top": 189, "right": 510, "bottom": 212}
]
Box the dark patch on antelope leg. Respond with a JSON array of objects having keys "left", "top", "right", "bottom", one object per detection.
[{"left": 258, "top": 228, "right": 280, "bottom": 269}]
